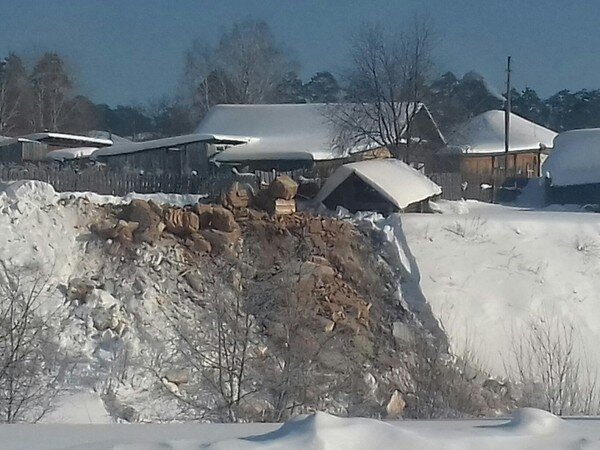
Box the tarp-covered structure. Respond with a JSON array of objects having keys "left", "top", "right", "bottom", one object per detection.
[
  {"left": 316, "top": 159, "right": 441, "bottom": 214},
  {"left": 543, "top": 129, "right": 600, "bottom": 204}
]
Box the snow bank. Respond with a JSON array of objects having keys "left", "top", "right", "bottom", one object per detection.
[
  {"left": 46, "top": 146, "right": 98, "bottom": 161},
  {"left": 3, "top": 409, "right": 600, "bottom": 449},
  {"left": 398, "top": 202, "right": 600, "bottom": 378},
  {"left": 59, "top": 190, "right": 208, "bottom": 207}
]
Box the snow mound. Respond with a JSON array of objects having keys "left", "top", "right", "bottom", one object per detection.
[
  {"left": 505, "top": 408, "right": 562, "bottom": 435},
  {"left": 3, "top": 179, "right": 58, "bottom": 206}
]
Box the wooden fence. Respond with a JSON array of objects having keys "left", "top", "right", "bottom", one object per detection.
[{"left": 0, "top": 164, "right": 235, "bottom": 198}]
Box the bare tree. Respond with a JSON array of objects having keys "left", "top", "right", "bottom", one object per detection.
[
  {"left": 0, "top": 261, "right": 62, "bottom": 422},
  {"left": 184, "top": 20, "right": 298, "bottom": 120},
  {"left": 506, "top": 317, "right": 599, "bottom": 415},
  {"left": 332, "top": 18, "right": 435, "bottom": 161},
  {"left": 0, "top": 54, "right": 30, "bottom": 135},
  {"left": 30, "top": 53, "right": 73, "bottom": 131}
]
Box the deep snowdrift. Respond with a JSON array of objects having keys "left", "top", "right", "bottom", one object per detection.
[
  {"left": 3, "top": 408, "right": 600, "bottom": 449},
  {"left": 399, "top": 201, "right": 600, "bottom": 381}
]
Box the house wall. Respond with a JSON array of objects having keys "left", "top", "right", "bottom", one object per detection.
[
  {"left": 0, "top": 141, "right": 47, "bottom": 163},
  {"left": 97, "top": 142, "right": 208, "bottom": 175}
]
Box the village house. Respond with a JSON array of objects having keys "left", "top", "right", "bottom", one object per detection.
[
  {"left": 0, "top": 136, "right": 47, "bottom": 163},
  {"left": 542, "top": 128, "right": 600, "bottom": 205},
  {"left": 195, "top": 103, "right": 446, "bottom": 181},
  {"left": 433, "top": 110, "right": 557, "bottom": 200}
]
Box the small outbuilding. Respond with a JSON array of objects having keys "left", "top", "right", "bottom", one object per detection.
[
  {"left": 543, "top": 128, "right": 600, "bottom": 204},
  {"left": 315, "top": 158, "right": 442, "bottom": 214}
]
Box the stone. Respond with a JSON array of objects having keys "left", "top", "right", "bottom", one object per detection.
[
  {"left": 224, "top": 182, "right": 252, "bottom": 209},
  {"left": 164, "top": 369, "right": 190, "bottom": 385},
  {"left": 114, "top": 220, "right": 139, "bottom": 244},
  {"left": 193, "top": 203, "right": 214, "bottom": 228},
  {"left": 164, "top": 209, "right": 200, "bottom": 236},
  {"left": 308, "top": 219, "right": 323, "bottom": 235},
  {"left": 90, "top": 220, "right": 119, "bottom": 239},
  {"left": 186, "top": 234, "right": 212, "bottom": 253},
  {"left": 392, "top": 321, "right": 413, "bottom": 343},
  {"left": 200, "top": 228, "right": 241, "bottom": 254},
  {"left": 122, "top": 199, "right": 165, "bottom": 244},
  {"left": 66, "top": 278, "right": 95, "bottom": 303},
  {"left": 211, "top": 206, "right": 237, "bottom": 232},
  {"left": 268, "top": 175, "right": 298, "bottom": 200},
  {"left": 184, "top": 271, "right": 204, "bottom": 292},
  {"left": 385, "top": 390, "right": 406, "bottom": 418}
]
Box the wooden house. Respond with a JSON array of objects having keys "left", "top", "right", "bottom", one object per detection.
[
  {"left": 0, "top": 137, "right": 47, "bottom": 163},
  {"left": 195, "top": 103, "right": 446, "bottom": 178},
  {"left": 434, "top": 110, "right": 557, "bottom": 200}
]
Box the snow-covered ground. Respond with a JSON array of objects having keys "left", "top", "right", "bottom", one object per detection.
[
  {"left": 3, "top": 408, "right": 600, "bottom": 449},
  {"left": 398, "top": 200, "right": 600, "bottom": 379}
]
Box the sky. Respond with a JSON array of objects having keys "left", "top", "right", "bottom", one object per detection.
[{"left": 0, "top": 0, "right": 598, "bottom": 106}]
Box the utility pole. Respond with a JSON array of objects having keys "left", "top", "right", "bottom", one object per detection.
[{"left": 504, "top": 56, "right": 511, "bottom": 181}]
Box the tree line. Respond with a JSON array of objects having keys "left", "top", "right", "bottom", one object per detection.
[{"left": 2, "top": 19, "right": 600, "bottom": 141}]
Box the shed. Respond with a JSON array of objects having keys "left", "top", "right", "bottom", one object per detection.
[
  {"left": 0, "top": 138, "right": 48, "bottom": 163},
  {"left": 91, "top": 133, "right": 241, "bottom": 175},
  {"left": 543, "top": 129, "right": 600, "bottom": 204},
  {"left": 315, "top": 159, "right": 442, "bottom": 214}
]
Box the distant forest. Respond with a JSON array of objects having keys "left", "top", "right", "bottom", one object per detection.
[{"left": 0, "top": 20, "right": 597, "bottom": 140}]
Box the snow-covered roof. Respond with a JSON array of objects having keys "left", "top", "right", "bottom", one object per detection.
[
  {"left": 316, "top": 158, "right": 441, "bottom": 210},
  {"left": 198, "top": 104, "right": 347, "bottom": 163},
  {"left": 46, "top": 147, "right": 98, "bottom": 162},
  {"left": 23, "top": 132, "right": 114, "bottom": 147},
  {"left": 199, "top": 103, "right": 441, "bottom": 164},
  {"left": 91, "top": 133, "right": 239, "bottom": 158},
  {"left": 543, "top": 128, "right": 600, "bottom": 187},
  {"left": 444, "top": 110, "right": 557, "bottom": 155}
]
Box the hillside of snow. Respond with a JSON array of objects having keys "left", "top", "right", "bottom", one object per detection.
[{"left": 400, "top": 201, "right": 600, "bottom": 393}]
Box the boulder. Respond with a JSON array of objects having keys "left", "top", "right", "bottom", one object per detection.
[
  {"left": 66, "top": 278, "right": 96, "bottom": 303},
  {"left": 164, "top": 209, "right": 200, "bottom": 236},
  {"left": 114, "top": 220, "right": 139, "bottom": 244},
  {"left": 268, "top": 175, "right": 298, "bottom": 200},
  {"left": 200, "top": 228, "right": 241, "bottom": 254},
  {"left": 186, "top": 234, "right": 212, "bottom": 254},
  {"left": 385, "top": 390, "right": 406, "bottom": 418},
  {"left": 224, "top": 182, "right": 252, "bottom": 209},
  {"left": 90, "top": 220, "right": 119, "bottom": 240},
  {"left": 164, "top": 369, "right": 190, "bottom": 385},
  {"left": 193, "top": 203, "right": 214, "bottom": 229},
  {"left": 123, "top": 199, "right": 164, "bottom": 244},
  {"left": 211, "top": 206, "right": 238, "bottom": 232}
]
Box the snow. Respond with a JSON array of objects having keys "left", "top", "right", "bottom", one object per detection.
[
  {"left": 316, "top": 159, "right": 442, "bottom": 210},
  {"left": 444, "top": 110, "right": 557, "bottom": 154},
  {"left": 543, "top": 128, "right": 600, "bottom": 186},
  {"left": 91, "top": 133, "right": 239, "bottom": 158},
  {"left": 390, "top": 201, "right": 600, "bottom": 379},
  {"left": 46, "top": 146, "right": 99, "bottom": 161},
  {"left": 2, "top": 409, "right": 600, "bottom": 449}
]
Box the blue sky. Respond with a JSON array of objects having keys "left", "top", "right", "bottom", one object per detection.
[{"left": 0, "top": 0, "right": 597, "bottom": 106}]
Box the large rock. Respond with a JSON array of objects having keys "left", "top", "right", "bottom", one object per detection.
[
  {"left": 186, "top": 234, "right": 212, "bottom": 254},
  {"left": 164, "top": 209, "right": 200, "bottom": 236},
  {"left": 123, "top": 199, "right": 164, "bottom": 244},
  {"left": 211, "top": 206, "right": 238, "bottom": 232},
  {"left": 193, "top": 203, "right": 214, "bottom": 229},
  {"left": 223, "top": 182, "right": 252, "bottom": 209},
  {"left": 268, "top": 175, "right": 298, "bottom": 200},
  {"left": 385, "top": 390, "right": 406, "bottom": 418},
  {"left": 200, "top": 228, "right": 241, "bottom": 254}
]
